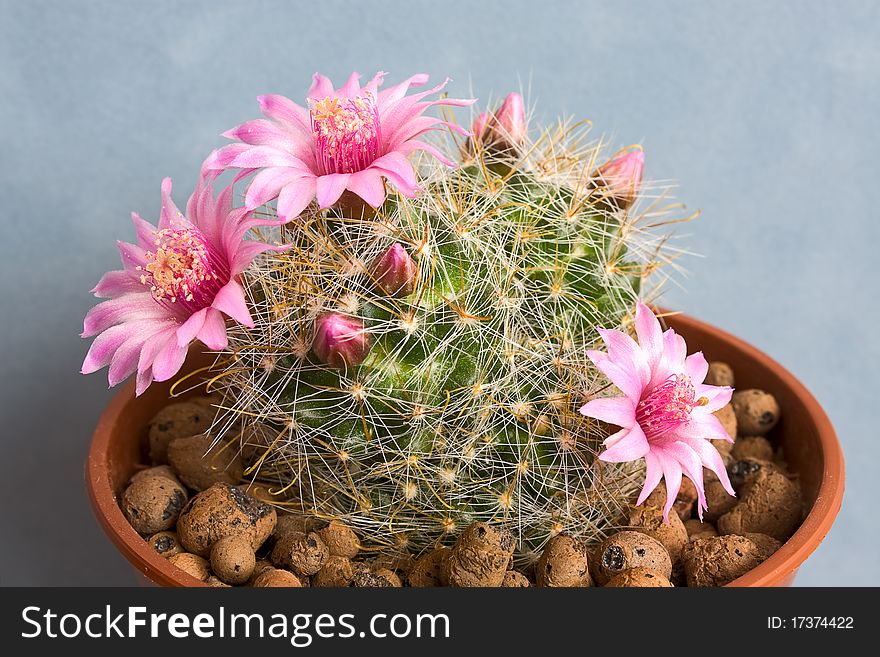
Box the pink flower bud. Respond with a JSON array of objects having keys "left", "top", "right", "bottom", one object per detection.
[
  {"left": 471, "top": 111, "right": 492, "bottom": 142},
  {"left": 494, "top": 92, "right": 526, "bottom": 145},
  {"left": 596, "top": 150, "right": 644, "bottom": 208},
  {"left": 312, "top": 313, "right": 371, "bottom": 368},
  {"left": 371, "top": 243, "right": 418, "bottom": 297}
]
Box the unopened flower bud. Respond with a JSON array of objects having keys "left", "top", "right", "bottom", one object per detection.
[
  {"left": 312, "top": 313, "right": 371, "bottom": 368},
  {"left": 595, "top": 149, "right": 644, "bottom": 209},
  {"left": 372, "top": 243, "right": 418, "bottom": 297},
  {"left": 494, "top": 92, "right": 526, "bottom": 146}
]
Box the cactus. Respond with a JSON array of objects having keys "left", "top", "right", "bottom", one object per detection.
[{"left": 212, "top": 105, "right": 685, "bottom": 562}]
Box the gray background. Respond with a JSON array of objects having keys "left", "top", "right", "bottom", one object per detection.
[{"left": 1, "top": 0, "right": 877, "bottom": 585}]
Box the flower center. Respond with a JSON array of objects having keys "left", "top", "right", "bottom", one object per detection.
[
  {"left": 138, "top": 227, "right": 226, "bottom": 314},
  {"left": 636, "top": 374, "right": 706, "bottom": 441},
  {"left": 310, "top": 94, "right": 381, "bottom": 175}
]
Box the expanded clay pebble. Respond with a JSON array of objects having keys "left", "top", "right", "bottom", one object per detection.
[
  {"left": 167, "top": 434, "right": 245, "bottom": 492},
  {"left": 605, "top": 567, "right": 673, "bottom": 588},
  {"left": 644, "top": 481, "right": 696, "bottom": 524},
  {"left": 210, "top": 535, "right": 256, "bottom": 585},
  {"left": 371, "top": 567, "right": 403, "bottom": 587},
  {"left": 247, "top": 560, "right": 274, "bottom": 586},
  {"left": 731, "top": 389, "right": 780, "bottom": 436},
  {"left": 252, "top": 568, "right": 303, "bottom": 587},
  {"left": 718, "top": 464, "right": 802, "bottom": 541},
  {"left": 627, "top": 504, "right": 688, "bottom": 564},
  {"left": 704, "top": 471, "right": 738, "bottom": 523},
  {"left": 349, "top": 570, "right": 397, "bottom": 587},
  {"left": 206, "top": 576, "right": 232, "bottom": 588},
  {"left": 535, "top": 535, "right": 592, "bottom": 587},
  {"left": 274, "top": 513, "right": 321, "bottom": 538},
  {"left": 733, "top": 436, "right": 774, "bottom": 462},
  {"left": 148, "top": 400, "right": 215, "bottom": 464},
  {"left": 176, "top": 483, "right": 277, "bottom": 557},
  {"left": 370, "top": 552, "right": 416, "bottom": 578},
  {"left": 713, "top": 404, "right": 737, "bottom": 440},
  {"left": 447, "top": 522, "right": 515, "bottom": 587},
  {"left": 705, "top": 362, "right": 735, "bottom": 387},
  {"left": 312, "top": 556, "right": 354, "bottom": 587},
  {"left": 271, "top": 531, "right": 329, "bottom": 577},
  {"left": 121, "top": 475, "right": 188, "bottom": 535},
  {"left": 682, "top": 534, "right": 773, "bottom": 587},
  {"left": 592, "top": 531, "right": 672, "bottom": 586},
  {"left": 146, "top": 531, "right": 183, "bottom": 558},
  {"left": 408, "top": 547, "right": 452, "bottom": 587},
  {"left": 167, "top": 553, "right": 210, "bottom": 582},
  {"left": 315, "top": 520, "right": 360, "bottom": 559},
  {"left": 501, "top": 571, "right": 531, "bottom": 587},
  {"left": 130, "top": 465, "right": 180, "bottom": 485},
  {"left": 683, "top": 520, "right": 718, "bottom": 541}
]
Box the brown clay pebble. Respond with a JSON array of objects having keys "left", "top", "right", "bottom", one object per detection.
[
  {"left": 271, "top": 531, "right": 329, "bottom": 577},
  {"left": 315, "top": 520, "right": 360, "bottom": 559},
  {"left": 718, "top": 465, "right": 802, "bottom": 541},
  {"left": 370, "top": 552, "right": 416, "bottom": 578},
  {"left": 349, "top": 570, "right": 397, "bottom": 587},
  {"left": 682, "top": 534, "right": 773, "bottom": 587},
  {"left": 247, "top": 560, "right": 275, "bottom": 586},
  {"left": 130, "top": 465, "right": 181, "bottom": 486},
  {"left": 146, "top": 531, "right": 183, "bottom": 558},
  {"left": 167, "top": 434, "right": 245, "bottom": 492},
  {"left": 535, "top": 535, "right": 592, "bottom": 587},
  {"left": 628, "top": 504, "right": 688, "bottom": 564},
  {"left": 683, "top": 519, "right": 718, "bottom": 541},
  {"left": 704, "top": 470, "right": 738, "bottom": 523},
  {"left": 742, "top": 532, "right": 783, "bottom": 561},
  {"left": 592, "top": 531, "right": 672, "bottom": 586},
  {"left": 167, "top": 553, "right": 210, "bottom": 582},
  {"left": 121, "top": 475, "right": 188, "bottom": 535},
  {"left": 605, "top": 567, "right": 674, "bottom": 588},
  {"left": 501, "top": 571, "right": 531, "bottom": 587},
  {"left": 371, "top": 567, "right": 402, "bottom": 587},
  {"left": 733, "top": 436, "right": 774, "bottom": 462},
  {"left": 408, "top": 547, "right": 452, "bottom": 587},
  {"left": 176, "top": 483, "right": 276, "bottom": 556},
  {"left": 148, "top": 401, "right": 215, "bottom": 464},
  {"left": 731, "top": 389, "right": 780, "bottom": 436},
  {"left": 210, "top": 535, "right": 256, "bottom": 585},
  {"left": 252, "top": 568, "right": 303, "bottom": 587},
  {"left": 447, "top": 522, "right": 515, "bottom": 587},
  {"left": 274, "top": 513, "right": 321, "bottom": 538},
  {"left": 705, "top": 361, "right": 735, "bottom": 387},
  {"left": 312, "top": 555, "right": 354, "bottom": 587},
  {"left": 728, "top": 458, "right": 770, "bottom": 491},
  {"left": 206, "top": 576, "right": 232, "bottom": 588}
]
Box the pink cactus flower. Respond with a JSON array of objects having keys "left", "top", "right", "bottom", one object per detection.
[
  {"left": 579, "top": 303, "right": 735, "bottom": 521},
  {"left": 202, "top": 72, "right": 474, "bottom": 220},
  {"left": 372, "top": 243, "right": 418, "bottom": 297},
  {"left": 471, "top": 92, "right": 527, "bottom": 150},
  {"left": 595, "top": 149, "right": 644, "bottom": 208},
  {"left": 81, "top": 178, "right": 286, "bottom": 395},
  {"left": 312, "top": 313, "right": 372, "bottom": 368}
]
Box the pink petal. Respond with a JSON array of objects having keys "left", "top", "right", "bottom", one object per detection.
[
  {"left": 277, "top": 177, "right": 317, "bottom": 221},
  {"left": 244, "top": 167, "right": 304, "bottom": 210},
  {"left": 657, "top": 450, "right": 683, "bottom": 520},
  {"left": 650, "top": 328, "right": 687, "bottom": 389},
  {"left": 315, "top": 173, "right": 351, "bottom": 208},
  {"left": 307, "top": 72, "right": 336, "bottom": 100},
  {"left": 362, "top": 71, "right": 387, "bottom": 97},
  {"left": 116, "top": 240, "right": 147, "bottom": 273},
  {"left": 398, "top": 139, "right": 456, "bottom": 168},
  {"left": 377, "top": 73, "right": 429, "bottom": 108},
  {"left": 598, "top": 328, "right": 650, "bottom": 389},
  {"left": 159, "top": 177, "right": 184, "bottom": 230},
  {"left": 223, "top": 119, "right": 298, "bottom": 151},
  {"left": 586, "top": 349, "right": 643, "bottom": 401},
  {"left": 197, "top": 308, "right": 229, "bottom": 350},
  {"left": 337, "top": 71, "right": 362, "bottom": 98},
  {"left": 695, "top": 384, "right": 733, "bottom": 412},
  {"left": 636, "top": 450, "right": 664, "bottom": 505},
  {"left": 176, "top": 307, "right": 208, "bottom": 347},
  {"left": 130, "top": 212, "right": 157, "bottom": 249},
  {"left": 212, "top": 280, "right": 253, "bottom": 327},
  {"left": 579, "top": 396, "right": 636, "bottom": 427},
  {"left": 665, "top": 441, "right": 708, "bottom": 517},
  {"left": 228, "top": 145, "right": 311, "bottom": 171},
  {"left": 369, "top": 152, "right": 419, "bottom": 196},
  {"left": 81, "top": 324, "right": 131, "bottom": 374},
  {"left": 634, "top": 302, "right": 663, "bottom": 369},
  {"left": 683, "top": 351, "right": 709, "bottom": 385},
  {"left": 598, "top": 423, "right": 649, "bottom": 462},
  {"left": 257, "top": 94, "right": 312, "bottom": 134},
  {"left": 230, "top": 239, "right": 284, "bottom": 276},
  {"left": 151, "top": 337, "right": 188, "bottom": 382},
  {"left": 91, "top": 270, "right": 144, "bottom": 298},
  {"left": 107, "top": 332, "right": 150, "bottom": 387},
  {"left": 674, "top": 425, "right": 736, "bottom": 497},
  {"left": 82, "top": 293, "right": 167, "bottom": 338},
  {"left": 346, "top": 169, "right": 386, "bottom": 208}
]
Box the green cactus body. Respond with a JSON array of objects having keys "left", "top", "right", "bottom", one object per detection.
[{"left": 220, "top": 121, "right": 675, "bottom": 561}]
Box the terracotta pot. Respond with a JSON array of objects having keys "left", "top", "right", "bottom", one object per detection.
[{"left": 85, "top": 311, "right": 845, "bottom": 587}]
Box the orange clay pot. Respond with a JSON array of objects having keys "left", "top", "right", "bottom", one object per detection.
[{"left": 85, "top": 311, "right": 845, "bottom": 587}]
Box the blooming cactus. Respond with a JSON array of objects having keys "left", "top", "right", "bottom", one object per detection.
[
  {"left": 579, "top": 303, "right": 736, "bottom": 521},
  {"left": 81, "top": 178, "right": 286, "bottom": 394},
  {"left": 202, "top": 72, "right": 474, "bottom": 219}
]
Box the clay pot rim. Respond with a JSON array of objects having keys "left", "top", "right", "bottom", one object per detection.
[{"left": 85, "top": 310, "right": 845, "bottom": 587}]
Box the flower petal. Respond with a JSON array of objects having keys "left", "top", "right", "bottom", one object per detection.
[
  {"left": 683, "top": 351, "right": 709, "bottom": 385},
  {"left": 315, "top": 173, "right": 351, "bottom": 208},
  {"left": 598, "top": 423, "right": 649, "bottom": 462},
  {"left": 657, "top": 449, "right": 683, "bottom": 521},
  {"left": 636, "top": 450, "right": 664, "bottom": 506},
  {"left": 307, "top": 72, "right": 336, "bottom": 100},
  {"left": 212, "top": 280, "right": 253, "bottom": 327},
  {"left": 579, "top": 396, "right": 636, "bottom": 427},
  {"left": 586, "top": 349, "right": 643, "bottom": 401},
  {"left": 244, "top": 167, "right": 303, "bottom": 210},
  {"left": 369, "top": 151, "right": 419, "bottom": 196},
  {"left": 91, "top": 270, "right": 144, "bottom": 298},
  {"left": 598, "top": 327, "right": 650, "bottom": 389},
  {"left": 151, "top": 338, "right": 188, "bottom": 382},
  {"left": 197, "top": 308, "right": 229, "bottom": 350},
  {"left": 346, "top": 169, "right": 386, "bottom": 208},
  {"left": 634, "top": 302, "right": 663, "bottom": 369},
  {"left": 176, "top": 307, "right": 208, "bottom": 347},
  {"left": 257, "top": 94, "right": 312, "bottom": 134},
  {"left": 276, "top": 177, "right": 317, "bottom": 221}
]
